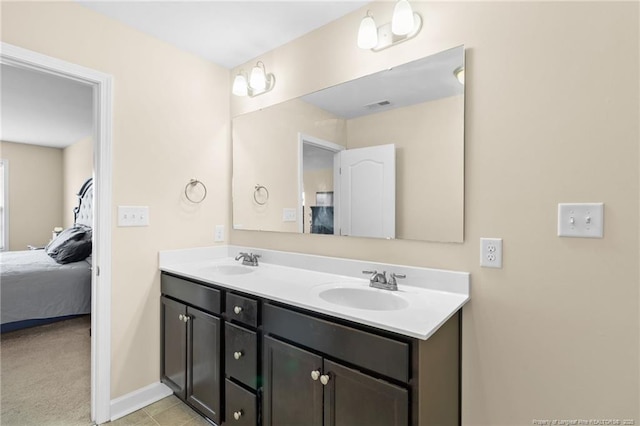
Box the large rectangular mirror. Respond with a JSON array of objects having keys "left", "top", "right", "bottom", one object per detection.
[{"left": 232, "top": 45, "right": 464, "bottom": 242}]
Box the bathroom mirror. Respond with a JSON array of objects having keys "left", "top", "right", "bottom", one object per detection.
[{"left": 232, "top": 45, "right": 464, "bottom": 242}]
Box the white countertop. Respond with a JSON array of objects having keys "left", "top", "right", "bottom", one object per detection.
[{"left": 159, "top": 246, "right": 470, "bottom": 340}]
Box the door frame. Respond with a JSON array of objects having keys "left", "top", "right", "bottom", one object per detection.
[
  {"left": 1, "top": 42, "right": 113, "bottom": 424},
  {"left": 297, "top": 133, "right": 344, "bottom": 234}
]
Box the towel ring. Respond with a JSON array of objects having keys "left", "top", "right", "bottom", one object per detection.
[
  {"left": 185, "top": 179, "right": 207, "bottom": 203},
  {"left": 253, "top": 184, "right": 269, "bottom": 205}
]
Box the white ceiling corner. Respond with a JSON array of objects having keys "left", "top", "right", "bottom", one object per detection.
[{"left": 76, "top": 1, "right": 370, "bottom": 69}]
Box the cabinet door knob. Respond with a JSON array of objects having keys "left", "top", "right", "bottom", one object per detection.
[
  {"left": 320, "top": 374, "right": 330, "bottom": 385},
  {"left": 183, "top": 315, "right": 190, "bottom": 323},
  {"left": 310, "top": 370, "right": 320, "bottom": 381},
  {"left": 233, "top": 306, "right": 243, "bottom": 315},
  {"left": 233, "top": 410, "right": 242, "bottom": 420},
  {"left": 178, "top": 314, "right": 184, "bottom": 321},
  {"left": 233, "top": 351, "right": 243, "bottom": 360}
]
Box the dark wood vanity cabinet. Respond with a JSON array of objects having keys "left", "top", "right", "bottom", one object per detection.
[
  {"left": 262, "top": 303, "right": 409, "bottom": 426},
  {"left": 161, "top": 272, "right": 461, "bottom": 426},
  {"left": 161, "top": 275, "right": 222, "bottom": 425},
  {"left": 224, "top": 292, "right": 260, "bottom": 426}
]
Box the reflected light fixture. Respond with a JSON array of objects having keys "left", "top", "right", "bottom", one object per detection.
[
  {"left": 454, "top": 66, "right": 465, "bottom": 85},
  {"left": 357, "top": 0, "right": 422, "bottom": 51},
  {"left": 232, "top": 61, "right": 275, "bottom": 97},
  {"left": 357, "top": 11, "right": 378, "bottom": 49}
]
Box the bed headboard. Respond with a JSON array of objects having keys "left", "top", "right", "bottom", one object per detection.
[{"left": 74, "top": 178, "right": 93, "bottom": 228}]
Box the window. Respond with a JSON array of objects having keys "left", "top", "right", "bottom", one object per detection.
[{"left": 0, "top": 159, "right": 7, "bottom": 251}]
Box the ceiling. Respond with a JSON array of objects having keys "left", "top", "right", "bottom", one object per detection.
[
  {"left": 301, "top": 45, "right": 464, "bottom": 119},
  {"left": 0, "top": 64, "right": 94, "bottom": 149},
  {"left": 2, "top": 1, "right": 369, "bottom": 148},
  {"left": 77, "top": 1, "right": 369, "bottom": 69}
]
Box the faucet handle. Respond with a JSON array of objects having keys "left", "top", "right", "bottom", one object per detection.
[
  {"left": 362, "top": 270, "right": 377, "bottom": 275},
  {"left": 388, "top": 273, "right": 406, "bottom": 285}
]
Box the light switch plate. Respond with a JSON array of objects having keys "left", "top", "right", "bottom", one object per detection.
[
  {"left": 282, "top": 208, "right": 297, "bottom": 222},
  {"left": 117, "top": 206, "right": 149, "bottom": 227},
  {"left": 557, "top": 203, "right": 604, "bottom": 238}
]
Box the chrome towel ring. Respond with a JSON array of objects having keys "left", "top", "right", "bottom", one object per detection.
[
  {"left": 254, "top": 184, "right": 269, "bottom": 205},
  {"left": 185, "top": 179, "right": 207, "bottom": 203}
]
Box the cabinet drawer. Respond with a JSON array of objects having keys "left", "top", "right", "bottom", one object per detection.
[
  {"left": 226, "top": 292, "right": 258, "bottom": 328},
  {"left": 225, "top": 379, "right": 257, "bottom": 426},
  {"left": 161, "top": 273, "right": 221, "bottom": 315},
  {"left": 263, "top": 303, "right": 410, "bottom": 383},
  {"left": 225, "top": 322, "right": 258, "bottom": 389}
]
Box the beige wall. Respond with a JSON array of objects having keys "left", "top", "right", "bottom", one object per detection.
[
  {"left": 63, "top": 136, "right": 93, "bottom": 229},
  {"left": 230, "top": 2, "right": 640, "bottom": 425},
  {"left": 232, "top": 97, "right": 345, "bottom": 232},
  {"left": 0, "top": 141, "right": 63, "bottom": 249},
  {"left": 347, "top": 95, "right": 464, "bottom": 241},
  {"left": 1, "top": 1, "right": 230, "bottom": 399}
]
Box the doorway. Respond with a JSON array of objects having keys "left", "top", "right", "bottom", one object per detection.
[{"left": 1, "top": 42, "right": 113, "bottom": 424}]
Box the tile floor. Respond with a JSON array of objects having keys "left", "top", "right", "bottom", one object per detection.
[{"left": 104, "top": 395, "right": 211, "bottom": 426}]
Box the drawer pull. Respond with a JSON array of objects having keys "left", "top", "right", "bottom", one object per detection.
[
  {"left": 233, "top": 306, "right": 243, "bottom": 315},
  {"left": 320, "top": 374, "right": 330, "bottom": 385},
  {"left": 233, "top": 410, "right": 243, "bottom": 420},
  {"left": 233, "top": 351, "right": 243, "bottom": 360},
  {"left": 310, "top": 370, "right": 320, "bottom": 381}
]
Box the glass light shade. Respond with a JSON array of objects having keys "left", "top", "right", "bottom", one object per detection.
[
  {"left": 454, "top": 67, "right": 465, "bottom": 85},
  {"left": 391, "top": 0, "right": 414, "bottom": 36},
  {"left": 232, "top": 73, "right": 248, "bottom": 96},
  {"left": 357, "top": 15, "right": 378, "bottom": 49},
  {"left": 249, "top": 65, "right": 267, "bottom": 91}
]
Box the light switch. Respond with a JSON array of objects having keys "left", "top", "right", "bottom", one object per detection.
[
  {"left": 282, "top": 208, "right": 297, "bottom": 222},
  {"left": 118, "top": 206, "right": 150, "bottom": 227},
  {"left": 557, "top": 203, "right": 603, "bottom": 238}
]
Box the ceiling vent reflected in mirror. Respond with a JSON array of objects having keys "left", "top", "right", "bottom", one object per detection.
[{"left": 357, "top": 0, "right": 422, "bottom": 51}]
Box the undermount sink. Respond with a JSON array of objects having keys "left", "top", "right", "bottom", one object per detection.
[
  {"left": 318, "top": 286, "right": 409, "bottom": 311},
  {"left": 209, "top": 264, "right": 255, "bottom": 275}
]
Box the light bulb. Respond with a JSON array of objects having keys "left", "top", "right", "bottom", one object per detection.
[
  {"left": 249, "top": 64, "right": 267, "bottom": 91},
  {"left": 454, "top": 67, "right": 465, "bottom": 85},
  {"left": 357, "top": 13, "right": 378, "bottom": 49},
  {"left": 392, "top": 0, "right": 414, "bottom": 36},
  {"left": 232, "top": 73, "right": 248, "bottom": 96}
]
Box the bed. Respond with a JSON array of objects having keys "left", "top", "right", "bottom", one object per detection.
[{"left": 1, "top": 178, "right": 93, "bottom": 333}]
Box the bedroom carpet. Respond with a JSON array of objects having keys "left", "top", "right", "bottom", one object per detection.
[{"left": 0, "top": 316, "right": 91, "bottom": 426}]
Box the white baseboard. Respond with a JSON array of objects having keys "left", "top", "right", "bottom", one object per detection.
[{"left": 110, "top": 382, "right": 173, "bottom": 421}]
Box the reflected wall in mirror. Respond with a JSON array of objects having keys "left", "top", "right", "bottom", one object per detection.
[{"left": 232, "top": 45, "right": 465, "bottom": 242}]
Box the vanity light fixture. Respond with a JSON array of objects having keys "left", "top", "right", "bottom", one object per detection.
[
  {"left": 232, "top": 61, "right": 276, "bottom": 97},
  {"left": 357, "top": 0, "right": 422, "bottom": 51},
  {"left": 454, "top": 66, "right": 465, "bottom": 85}
]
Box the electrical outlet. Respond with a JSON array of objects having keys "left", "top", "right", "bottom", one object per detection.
[
  {"left": 214, "top": 225, "right": 224, "bottom": 242},
  {"left": 480, "top": 238, "right": 502, "bottom": 268}
]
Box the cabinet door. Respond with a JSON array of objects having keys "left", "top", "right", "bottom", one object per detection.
[
  {"left": 187, "top": 306, "right": 221, "bottom": 425},
  {"left": 323, "top": 359, "right": 408, "bottom": 426},
  {"left": 263, "top": 336, "right": 323, "bottom": 426},
  {"left": 161, "top": 296, "right": 187, "bottom": 399}
]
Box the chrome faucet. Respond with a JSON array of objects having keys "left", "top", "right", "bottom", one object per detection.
[
  {"left": 235, "top": 252, "right": 261, "bottom": 267},
  {"left": 362, "top": 270, "right": 406, "bottom": 291}
]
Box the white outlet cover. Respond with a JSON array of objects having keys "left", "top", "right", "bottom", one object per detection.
[
  {"left": 480, "top": 238, "right": 503, "bottom": 268},
  {"left": 557, "top": 203, "right": 604, "bottom": 238},
  {"left": 214, "top": 225, "right": 225, "bottom": 242}
]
